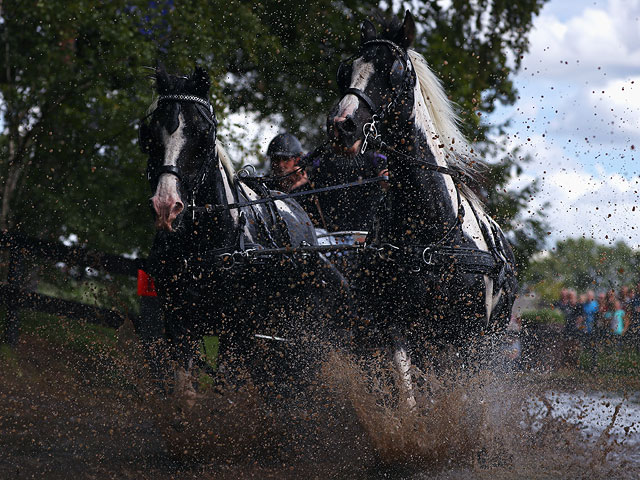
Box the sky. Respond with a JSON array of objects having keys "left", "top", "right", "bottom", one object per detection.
[{"left": 492, "top": 0, "right": 640, "bottom": 248}]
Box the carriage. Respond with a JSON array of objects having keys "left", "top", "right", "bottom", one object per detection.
[{"left": 136, "top": 11, "right": 517, "bottom": 406}]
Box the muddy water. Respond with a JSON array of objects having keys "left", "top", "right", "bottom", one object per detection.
[
  {"left": 157, "top": 345, "right": 640, "bottom": 479},
  {"left": 2, "top": 334, "right": 640, "bottom": 479}
]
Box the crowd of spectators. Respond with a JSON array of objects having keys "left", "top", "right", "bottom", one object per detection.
[
  {"left": 553, "top": 285, "right": 640, "bottom": 368},
  {"left": 553, "top": 286, "right": 639, "bottom": 338}
]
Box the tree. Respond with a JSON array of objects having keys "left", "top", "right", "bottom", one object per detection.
[
  {"left": 1, "top": 0, "right": 548, "bottom": 261},
  {"left": 525, "top": 238, "right": 640, "bottom": 299},
  {"left": 0, "top": 0, "right": 279, "bottom": 252}
]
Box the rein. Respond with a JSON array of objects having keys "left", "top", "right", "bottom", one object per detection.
[{"left": 190, "top": 174, "right": 388, "bottom": 214}]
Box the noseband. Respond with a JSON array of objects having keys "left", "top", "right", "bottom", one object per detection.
[{"left": 142, "top": 94, "right": 218, "bottom": 199}]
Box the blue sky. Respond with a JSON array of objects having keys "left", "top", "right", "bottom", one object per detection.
[{"left": 492, "top": 0, "right": 640, "bottom": 247}]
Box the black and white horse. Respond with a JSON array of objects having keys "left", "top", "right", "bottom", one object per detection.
[
  {"left": 139, "top": 66, "right": 346, "bottom": 396},
  {"left": 327, "top": 12, "right": 518, "bottom": 402}
]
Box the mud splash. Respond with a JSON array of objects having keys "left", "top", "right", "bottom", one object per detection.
[
  {"left": 154, "top": 337, "right": 640, "bottom": 478},
  {"left": 4, "top": 326, "right": 639, "bottom": 479},
  {"left": 321, "top": 344, "right": 640, "bottom": 479}
]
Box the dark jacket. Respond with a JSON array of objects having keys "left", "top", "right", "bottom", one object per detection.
[{"left": 304, "top": 150, "right": 387, "bottom": 231}]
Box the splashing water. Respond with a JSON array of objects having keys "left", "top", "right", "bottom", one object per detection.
[
  {"left": 322, "top": 344, "right": 640, "bottom": 479},
  {"left": 148, "top": 336, "right": 640, "bottom": 479}
]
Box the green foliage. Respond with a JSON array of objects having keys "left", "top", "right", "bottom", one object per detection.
[
  {"left": 520, "top": 309, "right": 564, "bottom": 326},
  {"left": 525, "top": 237, "right": 640, "bottom": 294},
  {"left": 411, "top": 0, "right": 547, "bottom": 141},
  {"left": 15, "top": 310, "right": 117, "bottom": 356},
  {"left": 1, "top": 1, "right": 549, "bottom": 265}
]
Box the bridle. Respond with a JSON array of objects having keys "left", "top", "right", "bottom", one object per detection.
[
  {"left": 140, "top": 94, "right": 218, "bottom": 204},
  {"left": 337, "top": 39, "right": 470, "bottom": 182},
  {"left": 337, "top": 39, "right": 415, "bottom": 154}
]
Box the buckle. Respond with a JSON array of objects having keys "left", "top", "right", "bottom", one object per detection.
[
  {"left": 377, "top": 242, "right": 399, "bottom": 260},
  {"left": 422, "top": 247, "right": 434, "bottom": 265},
  {"left": 361, "top": 115, "right": 380, "bottom": 154}
]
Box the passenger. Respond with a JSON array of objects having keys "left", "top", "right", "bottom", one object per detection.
[{"left": 307, "top": 148, "right": 388, "bottom": 232}]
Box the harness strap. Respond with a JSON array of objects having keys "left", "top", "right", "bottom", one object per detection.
[
  {"left": 416, "top": 246, "right": 498, "bottom": 275},
  {"left": 344, "top": 87, "right": 377, "bottom": 113},
  {"left": 463, "top": 195, "right": 510, "bottom": 286},
  {"left": 396, "top": 245, "right": 499, "bottom": 276},
  {"left": 155, "top": 165, "right": 183, "bottom": 183}
]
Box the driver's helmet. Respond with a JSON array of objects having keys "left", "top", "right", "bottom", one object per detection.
[{"left": 267, "top": 133, "right": 303, "bottom": 160}]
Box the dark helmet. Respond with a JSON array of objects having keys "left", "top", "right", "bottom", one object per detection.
[{"left": 267, "top": 133, "right": 303, "bottom": 159}]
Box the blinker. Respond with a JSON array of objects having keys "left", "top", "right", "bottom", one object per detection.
[{"left": 336, "top": 40, "right": 410, "bottom": 96}]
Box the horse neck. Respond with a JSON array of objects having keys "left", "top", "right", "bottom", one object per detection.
[
  {"left": 188, "top": 155, "right": 239, "bottom": 248},
  {"left": 382, "top": 96, "right": 459, "bottom": 245}
]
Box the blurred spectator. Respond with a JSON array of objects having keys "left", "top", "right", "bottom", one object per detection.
[
  {"left": 630, "top": 283, "right": 640, "bottom": 346},
  {"left": 554, "top": 288, "right": 571, "bottom": 318},
  {"left": 582, "top": 290, "right": 598, "bottom": 335},
  {"left": 582, "top": 290, "right": 599, "bottom": 370},
  {"left": 566, "top": 289, "right": 582, "bottom": 337},
  {"left": 564, "top": 289, "right": 582, "bottom": 367},
  {"left": 609, "top": 298, "right": 629, "bottom": 336}
]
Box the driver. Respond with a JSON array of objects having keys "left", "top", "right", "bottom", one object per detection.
[
  {"left": 266, "top": 133, "right": 309, "bottom": 193},
  {"left": 266, "top": 132, "right": 388, "bottom": 232}
]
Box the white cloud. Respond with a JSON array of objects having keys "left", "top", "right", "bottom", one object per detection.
[
  {"left": 522, "top": 0, "right": 640, "bottom": 79},
  {"left": 493, "top": 0, "right": 640, "bottom": 248},
  {"left": 542, "top": 75, "right": 640, "bottom": 146},
  {"left": 507, "top": 132, "right": 640, "bottom": 246}
]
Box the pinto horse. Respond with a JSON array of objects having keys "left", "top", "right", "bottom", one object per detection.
[
  {"left": 139, "top": 66, "right": 346, "bottom": 395},
  {"left": 327, "top": 12, "right": 518, "bottom": 401}
]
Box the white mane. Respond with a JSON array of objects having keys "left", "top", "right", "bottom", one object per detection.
[
  {"left": 215, "top": 140, "right": 235, "bottom": 179},
  {"left": 407, "top": 49, "right": 475, "bottom": 173},
  {"left": 407, "top": 49, "right": 485, "bottom": 213}
]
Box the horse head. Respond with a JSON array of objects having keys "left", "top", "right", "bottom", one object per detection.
[
  {"left": 327, "top": 11, "right": 416, "bottom": 155},
  {"left": 139, "top": 65, "right": 217, "bottom": 232}
]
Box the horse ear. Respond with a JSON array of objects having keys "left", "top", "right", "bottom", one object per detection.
[
  {"left": 191, "top": 66, "right": 211, "bottom": 98},
  {"left": 361, "top": 19, "right": 377, "bottom": 43},
  {"left": 156, "top": 63, "right": 170, "bottom": 93},
  {"left": 397, "top": 10, "right": 416, "bottom": 49}
]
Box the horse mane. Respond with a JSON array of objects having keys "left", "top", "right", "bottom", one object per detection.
[
  {"left": 408, "top": 49, "right": 486, "bottom": 213},
  {"left": 407, "top": 50, "right": 477, "bottom": 174},
  {"left": 371, "top": 15, "right": 481, "bottom": 175},
  {"left": 215, "top": 140, "right": 235, "bottom": 179}
]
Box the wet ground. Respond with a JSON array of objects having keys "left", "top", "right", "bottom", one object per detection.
[{"left": 2, "top": 328, "right": 640, "bottom": 479}]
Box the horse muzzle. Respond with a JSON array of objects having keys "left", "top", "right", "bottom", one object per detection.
[
  {"left": 328, "top": 115, "right": 362, "bottom": 156},
  {"left": 151, "top": 194, "right": 184, "bottom": 232}
]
